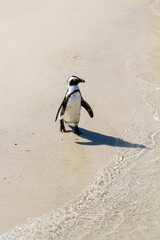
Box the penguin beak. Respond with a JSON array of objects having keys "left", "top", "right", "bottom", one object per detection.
[{"left": 79, "top": 79, "right": 85, "bottom": 83}]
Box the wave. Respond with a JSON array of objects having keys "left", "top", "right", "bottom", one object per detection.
[{"left": 151, "top": 0, "right": 160, "bottom": 14}]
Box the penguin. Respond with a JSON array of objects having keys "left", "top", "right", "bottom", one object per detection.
[{"left": 55, "top": 76, "right": 94, "bottom": 135}]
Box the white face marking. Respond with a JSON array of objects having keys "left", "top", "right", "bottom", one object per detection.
[
  {"left": 67, "top": 76, "right": 79, "bottom": 87},
  {"left": 67, "top": 76, "right": 80, "bottom": 96}
]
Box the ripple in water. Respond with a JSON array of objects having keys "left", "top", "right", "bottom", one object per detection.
[{"left": 151, "top": 0, "right": 160, "bottom": 14}]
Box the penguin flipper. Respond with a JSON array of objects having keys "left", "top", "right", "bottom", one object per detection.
[
  {"left": 55, "top": 96, "right": 68, "bottom": 121},
  {"left": 81, "top": 97, "right": 94, "bottom": 118}
]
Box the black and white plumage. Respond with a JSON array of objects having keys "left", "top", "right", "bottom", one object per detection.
[{"left": 55, "top": 76, "right": 94, "bottom": 135}]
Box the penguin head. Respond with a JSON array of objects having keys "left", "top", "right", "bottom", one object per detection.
[{"left": 67, "top": 76, "right": 85, "bottom": 87}]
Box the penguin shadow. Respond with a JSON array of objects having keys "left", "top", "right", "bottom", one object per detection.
[{"left": 69, "top": 126, "right": 146, "bottom": 149}]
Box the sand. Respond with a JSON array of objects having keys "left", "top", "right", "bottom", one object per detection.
[{"left": 0, "top": 0, "right": 159, "bottom": 239}]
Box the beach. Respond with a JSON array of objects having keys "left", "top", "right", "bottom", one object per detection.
[{"left": 0, "top": 0, "right": 160, "bottom": 239}]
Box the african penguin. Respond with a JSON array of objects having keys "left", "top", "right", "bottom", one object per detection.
[{"left": 55, "top": 76, "right": 94, "bottom": 135}]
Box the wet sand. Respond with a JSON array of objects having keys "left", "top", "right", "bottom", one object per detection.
[{"left": 0, "top": 0, "right": 160, "bottom": 239}]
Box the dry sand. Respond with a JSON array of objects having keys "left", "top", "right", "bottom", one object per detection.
[{"left": 0, "top": 0, "right": 159, "bottom": 238}]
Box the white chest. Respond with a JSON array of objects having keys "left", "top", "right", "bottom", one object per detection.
[{"left": 63, "top": 92, "right": 81, "bottom": 123}]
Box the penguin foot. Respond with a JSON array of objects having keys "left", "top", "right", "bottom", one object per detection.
[
  {"left": 74, "top": 126, "right": 82, "bottom": 135},
  {"left": 60, "top": 120, "right": 66, "bottom": 132}
]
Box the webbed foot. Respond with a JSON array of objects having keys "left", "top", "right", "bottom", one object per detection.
[{"left": 60, "top": 120, "right": 66, "bottom": 132}]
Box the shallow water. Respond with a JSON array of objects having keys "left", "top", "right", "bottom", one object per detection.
[{"left": 1, "top": 1, "right": 160, "bottom": 240}]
